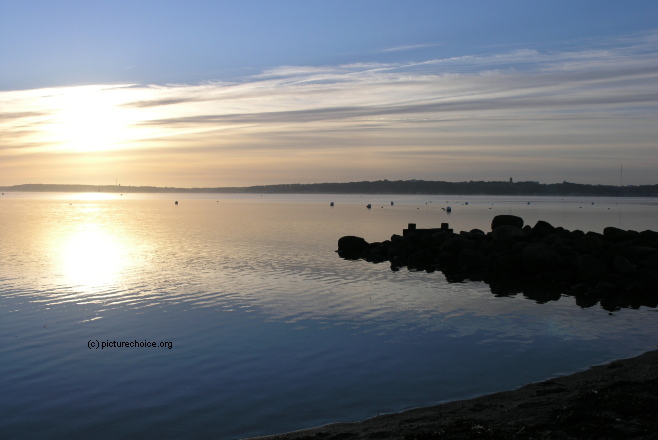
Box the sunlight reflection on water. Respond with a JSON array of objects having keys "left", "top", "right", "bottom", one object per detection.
[{"left": 58, "top": 228, "right": 125, "bottom": 293}]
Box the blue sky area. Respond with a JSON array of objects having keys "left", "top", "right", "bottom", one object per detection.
[{"left": 1, "top": 1, "right": 657, "bottom": 186}]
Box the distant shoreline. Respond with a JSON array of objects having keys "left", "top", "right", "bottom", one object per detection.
[{"left": 2, "top": 181, "right": 658, "bottom": 197}]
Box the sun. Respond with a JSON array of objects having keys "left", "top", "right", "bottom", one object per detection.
[{"left": 47, "top": 86, "right": 136, "bottom": 153}]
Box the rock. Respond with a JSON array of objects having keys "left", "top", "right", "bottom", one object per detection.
[
  {"left": 489, "top": 251, "right": 523, "bottom": 274},
  {"left": 541, "top": 233, "right": 562, "bottom": 245},
  {"left": 390, "top": 233, "right": 409, "bottom": 244},
  {"left": 405, "top": 231, "right": 428, "bottom": 245},
  {"left": 442, "top": 236, "right": 477, "bottom": 253},
  {"left": 458, "top": 249, "right": 487, "bottom": 273},
  {"left": 337, "top": 236, "right": 369, "bottom": 254},
  {"left": 625, "top": 245, "right": 658, "bottom": 259},
  {"left": 572, "top": 234, "right": 605, "bottom": 254},
  {"left": 638, "top": 258, "right": 658, "bottom": 271},
  {"left": 522, "top": 242, "right": 562, "bottom": 274},
  {"left": 492, "top": 225, "right": 524, "bottom": 242},
  {"left": 576, "top": 254, "right": 608, "bottom": 283},
  {"left": 478, "top": 238, "right": 492, "bottom": 253},
  {"left": 491, "top": 214, "right": 524, "bottom": 230},
  {"left": 511, "top": 241, "right": 528, "bottom": 254},
  {"left": 570, "top": 229, "right": 585, "bottom": 240},
  {"left": 595, "top": 281, "right": 620, "bottom": 294},
  {"left": 387, "top": 242, "right": 412, "bottom": 262},
  {"left": 603, "top": 226, "right": 639, "bottom": 243},
  {"left": 639, "top": 230, "right": 658, "bottom": 245},
  {"left": 362, "top": 242, "right": 390, "bottom": 262},
  {"left": 438, "top": 250, "right": 458, "bottom": 265},
  {"left": 555, "top": 227, "right": 571, "bottom": 239},
  {"left": 531, "top": 220, "right": 556, "bottom": 240},
  {"left": 469, "top": 228, "right": 486, "bottom": 237},
  {"left": 613, "top": 255, "right": 636, "bottom": 276},
  {"left": 407, "top": 248, "right": 436, "bottom": 268},
  {"left": 427, "top": 231, "right": 450, "bottom": 247}
]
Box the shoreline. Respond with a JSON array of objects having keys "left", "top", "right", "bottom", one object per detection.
[
  {"left": 248, "top": 348, "right": 658, "bottom": 439},
  {"left": 3, "top": 181, "right": 658, "bottom": 197}
]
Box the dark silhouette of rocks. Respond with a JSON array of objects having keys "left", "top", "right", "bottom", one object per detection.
[{"left": 337, "top": 215, "right": 658, "bottom": 311}]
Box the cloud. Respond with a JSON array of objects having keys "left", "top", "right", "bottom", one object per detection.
[
  {"left": 0, "top": 111, "right": 47, "bottom": 121},
  {"left": 121, "top": 97, "right": 204, "bottom": 108},
  {"left": 1, "top": 31, "right": 657, "bottom": 186},
  {"left": 379, "top": 43, "right": 441, "bottom": 53}
]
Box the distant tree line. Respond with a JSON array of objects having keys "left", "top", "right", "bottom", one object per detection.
[{"left": 2, "top": 180, "right": 657, "bottom": 197}]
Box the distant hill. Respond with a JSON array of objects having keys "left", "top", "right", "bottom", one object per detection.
[{"left": 1, "top": 180, "right": 657, "bottom": 197}]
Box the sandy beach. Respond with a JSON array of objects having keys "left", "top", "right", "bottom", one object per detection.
[{"left": 249, "top": 348, "right": 658, "bottom": 439}]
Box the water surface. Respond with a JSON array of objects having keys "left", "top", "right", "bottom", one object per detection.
[{"left": 1, "top": 193, "right": 657, "bottom": 439}]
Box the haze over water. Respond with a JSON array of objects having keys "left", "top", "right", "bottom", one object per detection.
[{"left": 1, "top": 193, "right": 657, "bottom": 439}]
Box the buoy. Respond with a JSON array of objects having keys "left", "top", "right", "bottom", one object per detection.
[
  {"left": 366, "top": 204, "right": 372, "bottom": 209},
  {"left": 330, "top": 202, "right": 334, "bottom": 206}
]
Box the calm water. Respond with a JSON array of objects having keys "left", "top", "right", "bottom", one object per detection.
[{"left": 1, "top": 193, "right": 657, "bottom": 439}]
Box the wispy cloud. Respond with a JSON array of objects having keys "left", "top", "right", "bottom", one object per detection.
[
  {"left": 1, "top": 31, "right": 657, "bottom": 186},
  {"left": 380, "top": 43, "right": 441, "bottom": 52}
]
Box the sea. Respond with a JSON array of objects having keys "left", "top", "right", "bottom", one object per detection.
[{"left": 1, "top": 192, "right": 657, "bottom": 439}]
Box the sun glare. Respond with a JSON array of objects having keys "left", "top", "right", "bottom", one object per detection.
[
  {"left": 48, "top": 87, "right": 135, "bottom": 153},
  {"left": 59, "top": 227, "right": 126, "bottom": 293}
]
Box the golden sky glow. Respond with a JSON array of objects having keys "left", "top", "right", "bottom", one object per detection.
[{"left": 1, "top": 34, "right": 657, "bottom": 187}]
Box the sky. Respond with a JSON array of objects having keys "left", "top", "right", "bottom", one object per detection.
[{"left": 1, "top": 0, "right": 657, "bottom": 187}]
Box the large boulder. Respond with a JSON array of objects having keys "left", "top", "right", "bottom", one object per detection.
[
  {"left": 491, "top": 215, "right": 524, "bottom": 230},
  {"left": 337, "top": 236, "right": 368, "bottom": 254}
]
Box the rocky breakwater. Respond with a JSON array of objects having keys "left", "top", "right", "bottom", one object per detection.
[{"left": 337, "top": 215, "right": 658, "bottom": 311}]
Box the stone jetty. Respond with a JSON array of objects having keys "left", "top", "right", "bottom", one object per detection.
[{"left": 337, "top": 215, "right": 658, "bottom": 311}]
